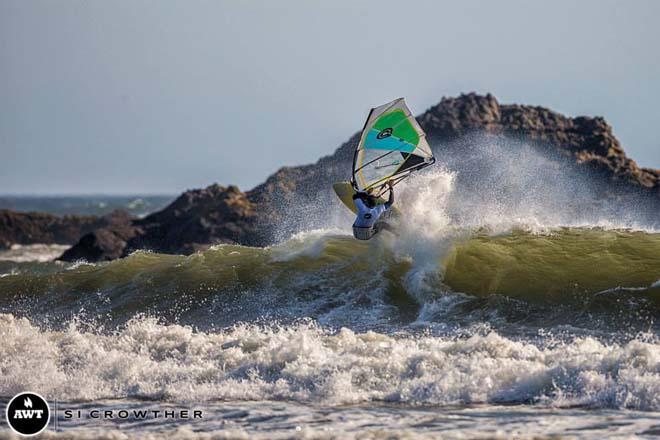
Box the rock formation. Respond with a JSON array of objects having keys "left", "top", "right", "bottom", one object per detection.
[{"left": 0, "top": 209, "right": 133, "bottom": 250}]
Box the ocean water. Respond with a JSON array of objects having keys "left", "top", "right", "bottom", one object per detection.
[
  {"left": 0, "top": 195, "right": 173, "bottom": 217},
  {"left": 0, "top": 166, "right": 659, "bottom": 438}
]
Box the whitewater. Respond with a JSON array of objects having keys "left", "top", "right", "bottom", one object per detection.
[{"left": 1, "top": 140, "right": 659, "bottom": 439}]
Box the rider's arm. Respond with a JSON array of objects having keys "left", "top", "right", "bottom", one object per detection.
[{"left": 385, "top": 187, "right": 394, "bottom": 209}]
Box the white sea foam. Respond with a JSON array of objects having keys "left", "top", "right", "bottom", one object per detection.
[
  {"left": 1, "top": 314, "right": 657, "bottom": 411},
  {"left": 269, "top": 228, "right": 348, "bottom": 262},
  {"left": 0, "top": 244, "right": 70, "bottom": 262},
  {"left": 389, "top": 169, "right": 460, "bottom": 302}
]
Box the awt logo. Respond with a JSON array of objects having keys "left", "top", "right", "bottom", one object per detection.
[{"left": 5, "top": 392, "right": 50, "bottom": 436}]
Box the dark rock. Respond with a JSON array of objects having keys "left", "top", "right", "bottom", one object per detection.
[
  {"left": 58, "top": 184, "right": 259, "bottom": 261},
  {"left": 427, "top": 93, "right": 659, "bottom": 190},
  {"left": 57, "top": 210, "right": 137, "bottom": 261},
  {"left": 128, "top": 183, "right": 261, "bottom": 254},
  {"left": 0, "top": 209, "right": 134, "bottom": 250},
  {"left": 58, "top": 225, "right": 137, "bottom": 262}
]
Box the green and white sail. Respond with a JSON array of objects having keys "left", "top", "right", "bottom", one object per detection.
[{"left": 352, "top": 98, "right": 434, "bottom": 194}]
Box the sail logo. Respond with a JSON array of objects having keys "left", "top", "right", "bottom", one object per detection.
[
  {"left": 376, "top": 127, "right": 393, "bottom": 139},
  {"left": 5, "top": 392, "right": 50, "bottom": 436}
]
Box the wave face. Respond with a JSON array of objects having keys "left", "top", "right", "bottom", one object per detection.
[{"left": 0, "top": 229, "right": 658, "bottom": 333}]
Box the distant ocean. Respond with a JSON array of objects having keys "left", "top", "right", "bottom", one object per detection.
[{"left": 0, "top": 194, "right": 174, "bottom": 217}]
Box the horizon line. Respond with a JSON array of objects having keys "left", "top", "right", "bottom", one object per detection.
[{"left": 0, "top": 193, "right": 178, "bottom": 198}]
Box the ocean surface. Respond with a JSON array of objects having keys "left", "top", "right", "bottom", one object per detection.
[
  {"left": 0, "top": 169, "right": 659, "bottom": 439},
  {"left": 0, "top": 195, "right": 174, "bottom": 217}
]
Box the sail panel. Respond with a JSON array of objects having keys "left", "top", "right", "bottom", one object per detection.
[{"left": 353, "top": 98, "right": 434, "bottom": 191}]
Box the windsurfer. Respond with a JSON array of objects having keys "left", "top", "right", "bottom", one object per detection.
[
  {"left": 352, "top": 181, "right": 395, "bottom": 240},
  {"left": 332, "top": 98, "right": 435, "bottom": 240}
]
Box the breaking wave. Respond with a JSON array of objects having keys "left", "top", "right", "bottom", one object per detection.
[
  {"left": 1, "top": 314, "right": 658, "bottom": 411},
  {"left": 0, "top": 228, "right": 658, "bottom": 332}
]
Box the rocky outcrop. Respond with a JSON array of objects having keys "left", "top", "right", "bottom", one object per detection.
[
  {"left": 57, "top": 212, "right": 138, "bottom": 262},
  {"left": 59, "top": 184, "right": 260, "bottom": 261},
  {"left": 421, "top": 93, "right": 659, "bottom": 189},
  {"left": 0, "top": 209, "right": 134, "bottom": 250},
  {"left": 127, "top": 184, "right": 262, "bottom": 254},
  {"left": 58, "top": 93, "right": 660, "bottom": 261}
]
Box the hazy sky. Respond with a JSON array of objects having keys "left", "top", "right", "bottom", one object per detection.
[{"left": 2, "top": 0, "right": 659, "bottom": 194}]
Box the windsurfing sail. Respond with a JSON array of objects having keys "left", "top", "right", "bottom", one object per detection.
[{"left": 352, "top": 98, "right": 435, "bottom": 196}]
